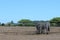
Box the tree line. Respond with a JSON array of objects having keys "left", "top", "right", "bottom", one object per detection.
[{"left": 0, "top": 17, "right": 60, "bottom": 27}]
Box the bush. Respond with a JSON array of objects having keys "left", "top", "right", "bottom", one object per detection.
[{"left": 1, "top": 23, "right": 5, "bottom": 26}]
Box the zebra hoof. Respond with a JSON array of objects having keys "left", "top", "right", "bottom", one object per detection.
[{"left": 46, "top": 33, "right": 48, "bottom": 34}]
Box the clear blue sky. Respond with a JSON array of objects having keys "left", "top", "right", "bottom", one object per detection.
[{"left": 0, "top": 0, "right": 60, "bottom": 23}]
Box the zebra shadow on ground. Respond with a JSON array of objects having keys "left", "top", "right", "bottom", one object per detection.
[{"left": 20, "top": 31, "right": 60, "bottom": 35}]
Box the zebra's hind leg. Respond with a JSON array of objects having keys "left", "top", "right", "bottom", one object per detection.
[{"left": 43, "top": 29, "right": 49, "bottom": 34}]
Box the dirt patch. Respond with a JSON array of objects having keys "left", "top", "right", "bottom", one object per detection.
[{"left": 0, "top": 26, "right": 60, "bottom": 40}]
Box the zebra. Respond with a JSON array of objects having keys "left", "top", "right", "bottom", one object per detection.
[{"left": 36, "top": 21, "right": 50, "bottom": 34}]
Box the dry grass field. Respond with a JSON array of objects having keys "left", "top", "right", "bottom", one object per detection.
[{"left": 0, "top": 26, "right": 60, "bottom": 40}]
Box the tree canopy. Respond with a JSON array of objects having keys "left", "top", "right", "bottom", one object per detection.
[
  {"left": 50, "top": 17, "right": 60, "bottom": 26},
  {"left": 50, "top": 17, "right": 60, "bottom": 23},
  {"left": 18, "top": 19, "right": 32, "bottom": 23}
]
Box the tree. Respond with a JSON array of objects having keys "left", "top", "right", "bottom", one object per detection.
[
  {"left": 1, "top": 23, "right": 5, "bottom": 26},
  {"left": 50, "top": 17, "right": 60, "bottom": 22},
  {"left": 6, "top": 22, "right": 11, "bottom": 26},
  {"left": 6, "top": 21, "right": 14, "bottom": 26},
  {"left": 10, "top": 21, "right": 14, "bottom": 24},
  {"left": 18, "top": 19, "right": 34, "bottom": 26},
  {"left": 50, "top": 17, "right": 60, "bottom": 26},
  {"left": 18, "top": 19, "right": 32, "bottom": 23}
]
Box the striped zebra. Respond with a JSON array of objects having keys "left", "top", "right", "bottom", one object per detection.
[{"left": 36, "top": 21, "right": 50, "bottom": 34}]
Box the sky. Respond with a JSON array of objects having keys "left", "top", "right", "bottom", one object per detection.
[{"left": 0, "top": 0, "right": 60, "bottom": 23}]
